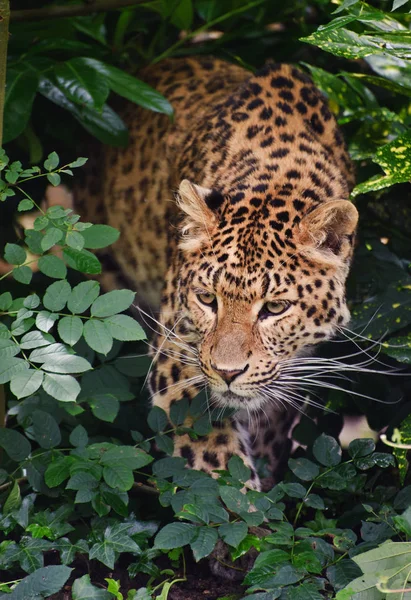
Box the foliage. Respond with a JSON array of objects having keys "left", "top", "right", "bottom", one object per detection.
[{"left": 1, "top": 0, "right": 411, "bottom": 598}]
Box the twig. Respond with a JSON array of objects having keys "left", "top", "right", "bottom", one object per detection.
[
  {"left": 381, "top": 433, "right": 411, "bottom": 450},
  {"left": 11, "top": 0, "right": 150, "bottom": 23},
  {"left": 132, "top": 481, "right": 159, "bottom": 496},
  {"left": 0, "top": 477, "right": 26, "bottom": 493},
  {"left": 0, "top": 0, "right": 10, "bottom": 431}
]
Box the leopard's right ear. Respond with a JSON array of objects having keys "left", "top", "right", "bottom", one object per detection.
[{"left": 177, "top": 180, "right": 224, "bottom": 251}]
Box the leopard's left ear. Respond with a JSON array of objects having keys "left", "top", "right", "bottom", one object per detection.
[
  {"left": 297, "top": 200, "right": 358, "bottom": 266},
  {"left": 177, "top": 179, "right": 224, "bottom": 251}
]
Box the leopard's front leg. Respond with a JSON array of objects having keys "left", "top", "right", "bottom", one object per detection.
[{"left": 149, "top": 338, "right": 260, "bottom": 490}]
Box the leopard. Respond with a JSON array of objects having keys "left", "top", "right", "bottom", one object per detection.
[{"left": 75, "top": 56, "right": 357, "bottom": 490}]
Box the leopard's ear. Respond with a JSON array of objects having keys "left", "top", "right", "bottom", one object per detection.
[
  {"left": 177, "top": 180, "right": 224, "bottom": 251},
  {"left": 297, "top": 200, "right": 358, "bottom": 267}
]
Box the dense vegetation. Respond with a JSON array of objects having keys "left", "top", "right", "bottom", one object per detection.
[{"left": 0, "top": 0, "right": 411, "bottom": 598}]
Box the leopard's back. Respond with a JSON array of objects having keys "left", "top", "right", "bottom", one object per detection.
[
  {"left": 75, "top": 57, "right": 354, "bottom": 308},
  {"left": 74, "top": 57, "right": 247, "bottom": 307}
]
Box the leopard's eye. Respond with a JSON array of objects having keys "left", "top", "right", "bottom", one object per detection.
[
  {"left": 260, "top": 301, "right": 290, "bottom": 319},
  {"left": 197, "top": 292, "right": 217, "bottom": 309}
]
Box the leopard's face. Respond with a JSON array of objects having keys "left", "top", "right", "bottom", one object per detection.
[
  {"left": 176, "top": 181, "right": 358, "bottom": 411},
  {"left": 181, "top": 251, "right": 350, "bottom": 412}
]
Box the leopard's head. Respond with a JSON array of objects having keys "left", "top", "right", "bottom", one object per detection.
[{"left": 176, "top": 179, "right": 358, "bottom": 411}]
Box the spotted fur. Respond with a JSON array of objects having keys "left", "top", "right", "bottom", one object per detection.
[{"left": 75, "top": 57, "right": 357, "bottom": 489}]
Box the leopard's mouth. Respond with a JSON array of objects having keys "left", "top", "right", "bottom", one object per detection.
[{"left": 209, "top": 387, "right": 267, "bottom": 411}]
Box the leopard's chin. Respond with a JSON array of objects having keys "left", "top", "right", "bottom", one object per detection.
[{"left": 209, "top": 388, "right": 266, "bottom": 412}]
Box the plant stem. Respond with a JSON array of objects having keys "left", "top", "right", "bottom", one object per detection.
[
  {"left": 0, "top": 0, "right": 9, "bottom": 146},
  {"left": 11, "top": 0, "right": 151, "bottom": 23},
  {"left": 152, "top": 0, "right": 267, "bottom": 63},
  {"left": 0, "top": 0, "right": 10, "bottom": 433}
]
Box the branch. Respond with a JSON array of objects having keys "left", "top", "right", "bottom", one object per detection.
[
  {"left": 11, "top": 0, "right": 150, "bottom": 23},
  {"left": 132, "top": 481, "right": 159, "bottom": 496},
  {"left": 0, "top": 0, "right": 9, "bottom": 432},
  {"left": 0, "top": 0, "right": 9, "bottom": 144}
]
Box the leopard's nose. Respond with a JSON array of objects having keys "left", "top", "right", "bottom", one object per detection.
[{"left": 212, "top": 364, "right": 249, "bottom": 385}]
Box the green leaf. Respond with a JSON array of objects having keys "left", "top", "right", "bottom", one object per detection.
[
  {"left": 42, "top": 353, "right": 92, "bottom": 374},
  {"left": 32, "top": 409, "right": 61, "bottom": 449},
  {"left": 45, "top": 456, "right": 72, "bottom": 488},
  {"left": 68, "top": 157, "right": 88, "bottom": 168},
  {"left": 278, "top": 482, "right": 307, "bottom": 498},
  {"left": 70, "top": 425, "right": 88, "bottom": 448},
  {"left": 10, "top": 369, "right": 44, "bottom": 399},
  {"left": 0, "top": 357, "right": 29, "bottom": 384},
  {"left": 57, "top": 538, "right": 89, "bottom": 566},
  {"left": 33, "top": 215, "right": 49, "bottom": 231},
  {"left": 219, "top": 485, "right": 250, "bottom": 512},
  {"left": 170, "top": 398, "right": 190, "bottom": 425},
  {"left": 66, "top": 230, "right": 85, "bottom": 251},
  {"left": 67, "top": 471, "right": 100, "bottom": 491},
  {"left": 29, "top": 342, "right": 69, "bottom": 362},
  {"left": 100, "top": 446, "right": 153, "bottom": 470},
  {"left": 348, "top": 438, "right": 376, "bottom": 458},
  {"left": 46, "top": 206, "right": 68, "bottom": 219},
  {"left": 147, "top": 406, "right": 169, "bottom": 432},
  {"left": 171, "top": 0, "right": 193, "bottom": 29},
  {"left": 63, "top": 247, "right": 101, "bottom": 274},
  {"left": 103, "top": 465, "right": 134, "bottom": 491},
  {"left": 25, "top": 230, "right": 43, "bottom": 254},
  {"left": 90, "top": 289, "right": 135, "bottom": 318},
  {"left": 191, "top": 527, "right": 218, "bottom": 561},
  {"left": 281, "top": 583, "right": 323, "bottom": 600},
  {"left": 36, "top": 311, "right": 59, "bottom": 332},
  {"left": 48, "top": 173, "right": 62, "bottom": 186},
  {"left": 41, "top": 227, "right": 63, "bottom": 251},
  {"left": 304, "top": 494, "right": 325, "bottom": 509},
  {"left": 218, "top": 521, "right": 248, "bottom": 547},
  {"left": 6, "top": 566, "right": 72, "bottom": 600},
  {"left": 104, "top": 314, "right": 146, "bottom": 341},
  {"left": 42, "top": 373, "right": 81, "bottom": 402},
  {"left": 12, "top": 265, "right": 32, "bottom": 285},
  {"left": 55, "top": 57, "right": 109, "bottom": 110},
  {"left": 83, "top": 319, "right": 113, "bottom": 354},
  {"left": 20, "top": 330, "right": 52, "bottom": 349},
  {"left": 193, "top": 414, "right": 213, "bottom": 436},
  {"left": 4, "top": 68, "right": 39, "bottom": 144},
  {"left": 72, "top": 574, "right": 112, "bottom": 600},
  {"left": 40, "top": 71, "right": 128, "bottom": 145},
  {"left": 4, "top": 243, "right": 26, "bottom": 265},
  {"left": 80, "top": 224, "right": 120, "bottom": 249},
  {"left": 0, "top": 291, "right": 12, "bottom": 310},
  {"left": 288, "top": 457, "right": 320, "bottom": 481},
  {"left": 313, "top": 434, "right": 342, "bottom": 467},
  {"left": 11, "top": 315, "right": 34, "bottom": 336},
  {"left": 58, "top": 316, "right": 83, "bottom": 346},
  {"left": 67, "top": 280, "right": 100, "bottom": 314},
  {"left": 83, "top": 58, "right": 173, "bottom": 116},
  {"left": 152, "top": 456, "right": 186, "bottom": 478},
  {"left": 89, "top": 393, "right": 120, "bottom": 422},
  {"left": 155, "top": 434, "right": 174, "bottom": 455},
  {"left": 228, "top": 455, "right": 251, "bottom": 482},
  {"left": 43, "top": 280, "right": 71, "bottom": 311},
  {"left": 18, "top": 199, "right": 34, "bottom": 211},
  {"left": 48, "top": 172, "right": 61, "bottom": 184},
  {"left": 0, "top": 428, "right": 31, "bottom": 461},
  {"left": 243, "top": 549, "right": 294, "bottom": 587},
  {"left": 0, "top": 338, "right": 20, "bottom": 357},
  {"left": 24, "top": 294, "right": 40, "bottom": 309},
  {"left": 44, "top": 151, "right": 59, "bottom": 171},
  {"left": 352, "top": 131, "right": 411, "bottom": 196},
  {"left": 154, "top": 522, "right": 197, "bottom": 549},
  {"left": 4, "top": 480, "right": 21, "bottom": 514}
]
